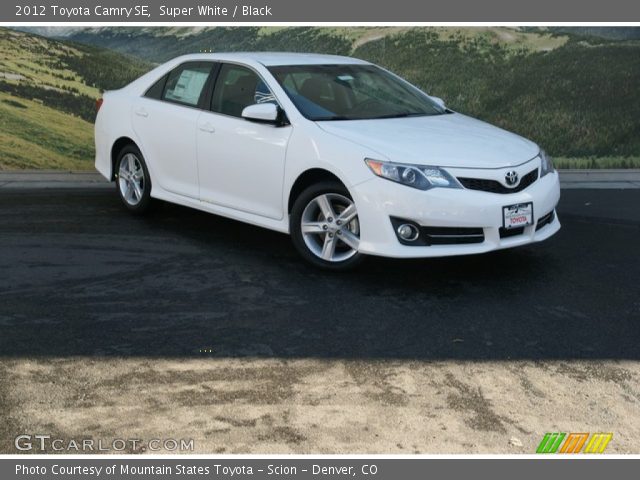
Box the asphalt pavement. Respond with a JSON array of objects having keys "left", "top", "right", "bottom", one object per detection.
[{"left": 0, "top": 186, "right": 639, "bottom": 453}]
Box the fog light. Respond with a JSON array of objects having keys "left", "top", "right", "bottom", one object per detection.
[{"left": 397, "top": 223, "right": 419, "bottom": 241}]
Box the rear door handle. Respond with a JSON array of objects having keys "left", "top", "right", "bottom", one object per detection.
[
  {"left": 134, "top": 107, "right": 148, "bottom": 117},
  {"left": 199, "top": 123, "right": 215, "bottom": 133}
]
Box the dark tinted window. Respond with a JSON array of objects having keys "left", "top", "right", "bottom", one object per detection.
[
  {"left": 161, "top": 62, "right": 214, "bottom": 107},
  {"left": 212, "top": 64, "right": 277, "bottom": 117},
  {"left": 144, "top": 74, "right": 167, "bottom": 100}
]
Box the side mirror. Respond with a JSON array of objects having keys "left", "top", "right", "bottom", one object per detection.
[
  {"left": 430, "top": 96, "right": 446, "bottom": 109},
  {"left": 241, "top": 103, "right": 279, "bottom": 123}
]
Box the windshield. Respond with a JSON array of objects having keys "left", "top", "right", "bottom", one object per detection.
[{"left": 267, "top": 64, "right": 446, "bottom": 121}]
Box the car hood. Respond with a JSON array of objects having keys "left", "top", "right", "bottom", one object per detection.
[{"left": 316, "top": 113, "right": 540, "bottom": 168}]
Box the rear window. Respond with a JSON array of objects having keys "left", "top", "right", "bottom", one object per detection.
[{"left": 161, "top": 62, "right": 214, "bottom": 107}]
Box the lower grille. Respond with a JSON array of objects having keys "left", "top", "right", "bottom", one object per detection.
[
  {"left": 421, "top": 226, "right": 485, "bottom": 245},
  {"left": 536, "top": 210, "right": 555, "bottom": 231},
  {"left": 499, "top": 226, "right": 525, "bottom": 238},
  {"left": 389, "top": 217, "right": 485, "bottom": 246},
  {"left": 458, "top": 169, "right": 539, "bottom": 194}
]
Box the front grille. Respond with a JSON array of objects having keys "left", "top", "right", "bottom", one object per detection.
[
  {"left": 458, "top": 169, "right": 539, "bottom": 194},
  {"left": 499, "top": 226, "right": 525, "bottom": 238},
  {"left": 536, "top": 210, "right": 555, "bottom": 231},
  {"left": 421, "top": 226, "right": 485, "bottom": 245}
]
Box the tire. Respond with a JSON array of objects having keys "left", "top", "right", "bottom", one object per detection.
[
  {"left": 290, "top": 181, "right": 365, "bottom": 270},
  {"left": 115, "top": 144, "right": 153, "bottom": 214}
]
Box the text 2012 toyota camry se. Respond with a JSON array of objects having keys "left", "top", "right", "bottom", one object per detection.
[{"left": 95, "top": 52, "right": 560, "bottom": 269}]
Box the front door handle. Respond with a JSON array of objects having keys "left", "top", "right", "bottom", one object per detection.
[
  {"left": 134, "top": 107, "right": 148, "bottom": 118},
  {"left": 199, "top": 123, "right": 215, "bottom": 133}
]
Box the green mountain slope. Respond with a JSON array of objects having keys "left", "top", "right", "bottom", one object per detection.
[
  {"left": 0, "top": 28, "right": 150, "bottom": 170},
  {"left": 549, "top": 27, "right": 640, "bottom": 40},
  {"left": 64, "top": 26, "right": 570, "bottom": 63},
  {"left": 62, "top": 26, "right": 640, "bottom": 166},
  {"left": 355, "top": 30, "right": 640, "bottom": 159},
  {"left": 0, "top": 92, "right": 93, "bottom": 170},
  {"left": 5, "top": 27, "right": 640, "bottom": 169}
]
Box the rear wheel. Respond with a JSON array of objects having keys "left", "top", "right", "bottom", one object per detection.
[
  {"left": 290, "top": 181, "right": 365, "bottom": 270},
  {"left": 115, "top": 145, "right": 152, "bottom": 214}
]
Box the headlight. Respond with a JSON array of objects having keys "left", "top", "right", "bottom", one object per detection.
[
  {"left": 540, "top": 149, "right": 555, "bottom": 177},
  {"left": 365, "top": 159, "right": 460, "bottom": 190}
]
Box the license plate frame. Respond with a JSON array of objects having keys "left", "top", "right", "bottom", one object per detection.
[{"left": 502, "top": 202, "right": 534, "bottom": 229}]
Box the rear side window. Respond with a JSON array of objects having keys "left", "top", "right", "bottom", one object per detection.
[
  {"left": 161, "top": 62, "right": 214, "bottom": 108},
  {"left": 144, "top": 74, "right": 167, "bottom": 100},
  {"left": 211, "top": 63, "right": 277, "bottom": 117}
]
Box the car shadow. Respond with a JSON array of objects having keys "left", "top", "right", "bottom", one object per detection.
[{"left": 0, "top": 189, "right": 638, "bottom": 361}]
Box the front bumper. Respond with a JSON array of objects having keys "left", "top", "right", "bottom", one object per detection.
[{"left": 351, "top": 169, "right": 561, "bottom": 258}]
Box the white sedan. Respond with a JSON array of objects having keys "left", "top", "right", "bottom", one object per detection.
[{"left": 95, "top": 52, "right": 560, "bottom": 269}]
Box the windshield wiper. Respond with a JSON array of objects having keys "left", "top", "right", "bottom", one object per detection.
[
  {"left": 314, "top": 115, "right": 353, "bottom": 121},
  {"left": 371, "top": 112, "right": 428, "bottom": 119},
  {"left": 315, "top": 112, "right": 429, "bottom": 121}
]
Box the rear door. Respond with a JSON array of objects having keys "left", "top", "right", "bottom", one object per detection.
[
  {"left": 132, "top": 61, "right": 216, "bottom": 199},
  {"left": 196, "top": 63, "right": 292, "bottom": 219}
]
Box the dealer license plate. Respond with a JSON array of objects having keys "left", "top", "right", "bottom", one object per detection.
[{"left": 502, "top": 202, "right": 533, "bottom": 229}]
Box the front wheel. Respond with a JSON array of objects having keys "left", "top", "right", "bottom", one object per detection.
[
  {"left": 115, "top": 145, "right": 153, "bottom": 214},
  {"left": 290, "top": 181, "right": 365, "bottom": 270}
]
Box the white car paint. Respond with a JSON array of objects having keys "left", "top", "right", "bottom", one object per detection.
[
  {"left": 131, "top": 99, "right": 201, "bottom": 199},
  {"left": 95, "top": 52, "right": 560, "bottom": 260},
  {"left": 317, "top": 113, "right": 540, "bottom": 168},
  {"left": 196, "top": 107, "right": 292, "bottom": 219}
]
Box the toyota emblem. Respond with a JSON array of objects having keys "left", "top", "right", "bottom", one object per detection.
[{"left": 505, "top": 170, "right": 519, "bottom": 186}]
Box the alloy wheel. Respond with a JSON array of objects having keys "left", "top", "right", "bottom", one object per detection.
[
  {"left": 118, "top": 153, "right": 145, "bottom": 206},
  {"left": 300, "top": 193, "right": 360, "bottom": 262}
]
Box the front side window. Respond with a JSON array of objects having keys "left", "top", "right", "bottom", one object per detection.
[
  {"left": 268, "top": 64, "right": 445, "bottom": 121},
  {"left": 212, "top": 64, "right": 277, "bottom": 117},
  {"left": 162, "top": 62, "right": 214, "bottom": 107}
]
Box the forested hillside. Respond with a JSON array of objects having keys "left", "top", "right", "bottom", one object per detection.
[
  {"left": 4, "top": 26, "right": 640, "bottom": 169},
  {"left": 0, "top": 28, "right": 150, "bottom": 169},
  {"left": 63, "top": 27, "right": 640, "bottom": 165}
]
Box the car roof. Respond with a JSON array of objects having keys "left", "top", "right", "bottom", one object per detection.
[{"left": 169, "top": 52, "right": 371, "bottom": 67}]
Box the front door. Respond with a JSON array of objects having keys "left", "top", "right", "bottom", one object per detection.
[{"left": 196, "top": 63, "right": 291, "bottom": 220}]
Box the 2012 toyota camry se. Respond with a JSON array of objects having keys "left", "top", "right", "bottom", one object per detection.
[{"left": 95, "top": 52, "right": 560, "bottom": 269}]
